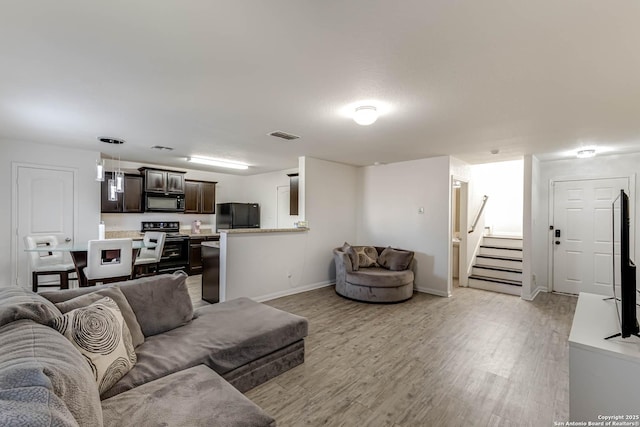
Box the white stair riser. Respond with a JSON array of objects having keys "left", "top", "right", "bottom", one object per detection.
[
  {"left": 483, "top": 237, "right": 522, "bottom": 249},
  {"left": 468, "top": 278, "right": 521, "bottom": 296},
  {"left": 472, "top": 267, "right": 522, "bottom": 282},
  {"left": 475, "top": 257, "right": 522, "bottom": 270},
  {"left": 479, "top": 247, "right": 523, "bottom": 259}
]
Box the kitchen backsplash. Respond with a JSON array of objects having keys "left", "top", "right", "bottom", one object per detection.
[{"left": 101, "top": 213, "right": 215, "bottom": 231}]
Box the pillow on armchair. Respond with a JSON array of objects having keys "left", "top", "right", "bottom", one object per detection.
[
  {"left": 341, "top": 242, "right": 359, "bottom": 271},
  {"left": 378, "top": 247, "right": 414, "bottom": 271},
  {"left": 353, "top": 246, "right": 379, "bottom": 268}
]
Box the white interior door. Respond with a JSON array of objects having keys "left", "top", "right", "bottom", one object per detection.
[
  {"left": 552, "top": 177, "right": 629, "bottom": 295},
  {"left": 14, "top": 165, "right": 75, "bottom": 288}
]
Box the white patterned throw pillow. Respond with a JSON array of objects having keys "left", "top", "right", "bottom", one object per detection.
[{"left": 51, "top": 296, "right": 137, "bottom": 395}]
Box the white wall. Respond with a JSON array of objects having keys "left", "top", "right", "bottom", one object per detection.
[
  {"left": 222, "top": 230, "right": 315, "bottom": 301},
  {"left": 241, "top": 168, "right": 298, "bottom": 229},
  {"left": 1, "top": 139, "right": 101, "bottom": 287},
  {"left": 471, "top": 159, "right": 524, "bottom": 236},
  {"left": 357, "top": 156, "right": 451, "bottom": 297},
  {"left": 521, "top": 155, "right": 535, "bottom": 300},
  {"left": 533, "top": 153, "right": 640, "bottom": 291},
  {"left": 302, "top": 157, "right": 359, "bottom": 286},
  {"left": 220, "top": 156, "right": 359, "bottom": 301}
]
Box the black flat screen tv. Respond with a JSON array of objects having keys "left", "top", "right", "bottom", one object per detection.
[{"left": 610, "top": 189, "right": 639, "bottom": 339}]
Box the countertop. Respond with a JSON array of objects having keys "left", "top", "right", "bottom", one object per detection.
[
  {"left": 105, "top": 231, "right": 144, "bottom": 239},
  {"left": 105, "top": 228, "right": 306, "bottom": 238},
  {"left": 220, "top": 227, "right": 309, "bottom": 234},
  {"left": 104, "top": 230, "right": 219, "bottom": 239},
  {"left": 180, "top": 232, "right": 220, "bottom": 238},
  {"left": 201, "top": 241, "right": 220, "bottom": 248}
]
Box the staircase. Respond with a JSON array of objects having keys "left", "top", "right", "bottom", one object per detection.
[{"left": 468, "top": 236, "right": 522, "bottom": 296}]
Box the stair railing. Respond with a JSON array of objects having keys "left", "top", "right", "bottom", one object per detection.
[{"left": 468, "top": 195, "right": 489, "bottom": 234}]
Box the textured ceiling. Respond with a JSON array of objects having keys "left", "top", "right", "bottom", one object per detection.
[{"left": 1, "top": 1, "right": 639, "bottom": 175}]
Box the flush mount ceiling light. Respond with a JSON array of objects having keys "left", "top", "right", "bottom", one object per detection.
[
  {"left": 187, "top": 156, "right": 249, "bottom": 170},
  {"left": 577, "top": 149, "right": 596, "bottom": 158},
  {"left": 353, "top": 106, "right": 378, "bottom": 126}
]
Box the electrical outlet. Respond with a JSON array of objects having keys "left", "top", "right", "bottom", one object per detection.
[
  {"left": 418, "top": 207, "right": 425, "bottom": 214},
  {"left": 287, "top": 272, "right": 292, "bottom": 278}
]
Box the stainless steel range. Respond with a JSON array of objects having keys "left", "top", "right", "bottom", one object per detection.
[{"left": 141, "top": 221, "right": 189, "bottom": 273}]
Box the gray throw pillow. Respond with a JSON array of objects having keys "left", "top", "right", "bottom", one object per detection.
[
  {"left": 116, "top": 272, "right": 193, "bottom": 337},
  {"left": 353, "top": 246, "right": 379, "bottom": 268},
  {"left": 0, "top": 287, "right": 62, "bottom": 328},
  {"left": 51, "top": 297, "right": 137, "bottom": 397},
  {"left": 54, "top": 286, "right": 145, "bottom": 348},
  {"left": 378, "top": 247, "right": 414, "bottom": 271},
  {"left": 341, "top": 242, "right": 359, "bottom": 271}
]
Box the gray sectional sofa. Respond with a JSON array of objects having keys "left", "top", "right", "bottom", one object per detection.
[{"left": 0, "top": 272, "right": 308, "bottom": 426}]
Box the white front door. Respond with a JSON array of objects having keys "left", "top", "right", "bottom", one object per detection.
[
  {"left": 14, "top": 165, "right": 76, "bottom": 288},
  {"left": 552, "top": 177, "right": 629, "bottom": 295}
]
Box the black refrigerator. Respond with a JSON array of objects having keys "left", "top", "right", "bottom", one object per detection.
[{"left": 216, "top": 203, "right": 260, "bottom": 230}]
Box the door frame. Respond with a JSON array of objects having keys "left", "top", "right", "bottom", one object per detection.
[
  {"left": 450, "top": 175, "right": 469, "bottom": 292},
  {"left": 11, "top": 162, "right": 79, "bottom": 287},
  {"left": 547, "top": 173, "right": 636, "bottom": 292}
]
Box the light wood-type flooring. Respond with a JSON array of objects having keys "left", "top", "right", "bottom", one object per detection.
[{"left": 238, "top": 285, "right": 577, "bottom": 427}]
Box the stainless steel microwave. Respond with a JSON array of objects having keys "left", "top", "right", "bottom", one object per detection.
[{"left": 144, "top": 193, "right": 185, "bottom": 212}]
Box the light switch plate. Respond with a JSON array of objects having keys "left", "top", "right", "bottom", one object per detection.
[{"left": 418, "top": 207, "right": 425, "bottom": 214}]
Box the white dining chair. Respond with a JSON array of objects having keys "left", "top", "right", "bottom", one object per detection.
[
  {"left": 84, "top": 238, "right": 133, "bottom": 286},
  {"left": 133, "top": 232, "right": 166, "bottom": 278},
  {"left": 24, "top": 235, "right": 77, "bottom": 292}
]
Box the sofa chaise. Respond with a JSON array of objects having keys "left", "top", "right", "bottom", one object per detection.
[
  {"left": 0, "top": 272, "right": 308, "bottom": 426},
  {"left": 334, "top": 244, "right": 415, "bottom": 303}
]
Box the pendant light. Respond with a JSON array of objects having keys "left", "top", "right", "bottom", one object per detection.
[
  {"left": 98, "top": 137, "right": 126, "bottom": 199},
  {"left": 95, "top": 159, "right": 105, "bottom": 181},
  {"left": 115, "top": 153, "right": 124, "bottom": 193},
  {"left": 107, "top": 178, "right": 118, "bottom": 201}
]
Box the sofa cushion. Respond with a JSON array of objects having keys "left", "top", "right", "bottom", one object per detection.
[
  {"left": 0, "top": 287, "right": 62, "bottom": 328},
  {"left": 51, "top": 297, "right": 137, "bottom": 396},
  {"left": 347, "top": 267, "right": 414, "bottom": 288},
  {"left": 102, "top": 297, "right": 308, "bottom": 399},
  {"left": 101, "top": 365, "right": 275, "bottom": 427},
  {"left": 0, "top": 319, "right": 103, "bottom": 426},
  {"left": 341, "top": 242, "right": 359, "bottom": 271},
  {"left": 40, "top": 272, "right": 193, "bottom": 338},
  {"left": 54, "top": 286, "right": 145, "bottom": 348},
  {"left": 353, "top": 246, "right": 379, "bottom": 268},
  {"left": 378, "top": 247, "right": 415, "bottom": 271}
]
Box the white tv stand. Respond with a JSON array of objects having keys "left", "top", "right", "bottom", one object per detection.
[{"left": 569, "top": 292, "right": 640, "bottom": 422}]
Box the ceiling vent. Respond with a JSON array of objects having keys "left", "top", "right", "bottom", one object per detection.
[{"left": 268, "top": 130, "right": 300, "bottom": 141}]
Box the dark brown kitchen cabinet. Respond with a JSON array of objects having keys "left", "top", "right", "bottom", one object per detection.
[
  {"left": 184, "top": 180, "right": 217, "bottom": 214},
  {"left": 188, "top": 235, "right": 219, "bottom": 275},
  {"left": 100, "top": 173, "right": 144, "bottom": 213},
  {"left": 184, "top": 181, "right": 200, "bottom": 213},
  {"left": 139, "top": 168, "right": 185, "bottom": 194},
  {"left": 287, "top": 173, "right": 299, "bottom": 215}
]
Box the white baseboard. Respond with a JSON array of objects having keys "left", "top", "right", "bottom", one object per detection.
[
  {"left": 521, "top": 285, "right": 546, "bottom": 301},
  {"left": 414, "top": 286, "right": 451, "bottom": 298},
  {"left": 253, "top": 281, "right": 334, "bottom": 303}
]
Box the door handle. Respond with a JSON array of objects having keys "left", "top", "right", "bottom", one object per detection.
[
  {"left": 65, "top": 237, "right": 72, "bottom": 242},
  {"left": 555, "top": 241, "right": 560, "bottom": 245}
]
